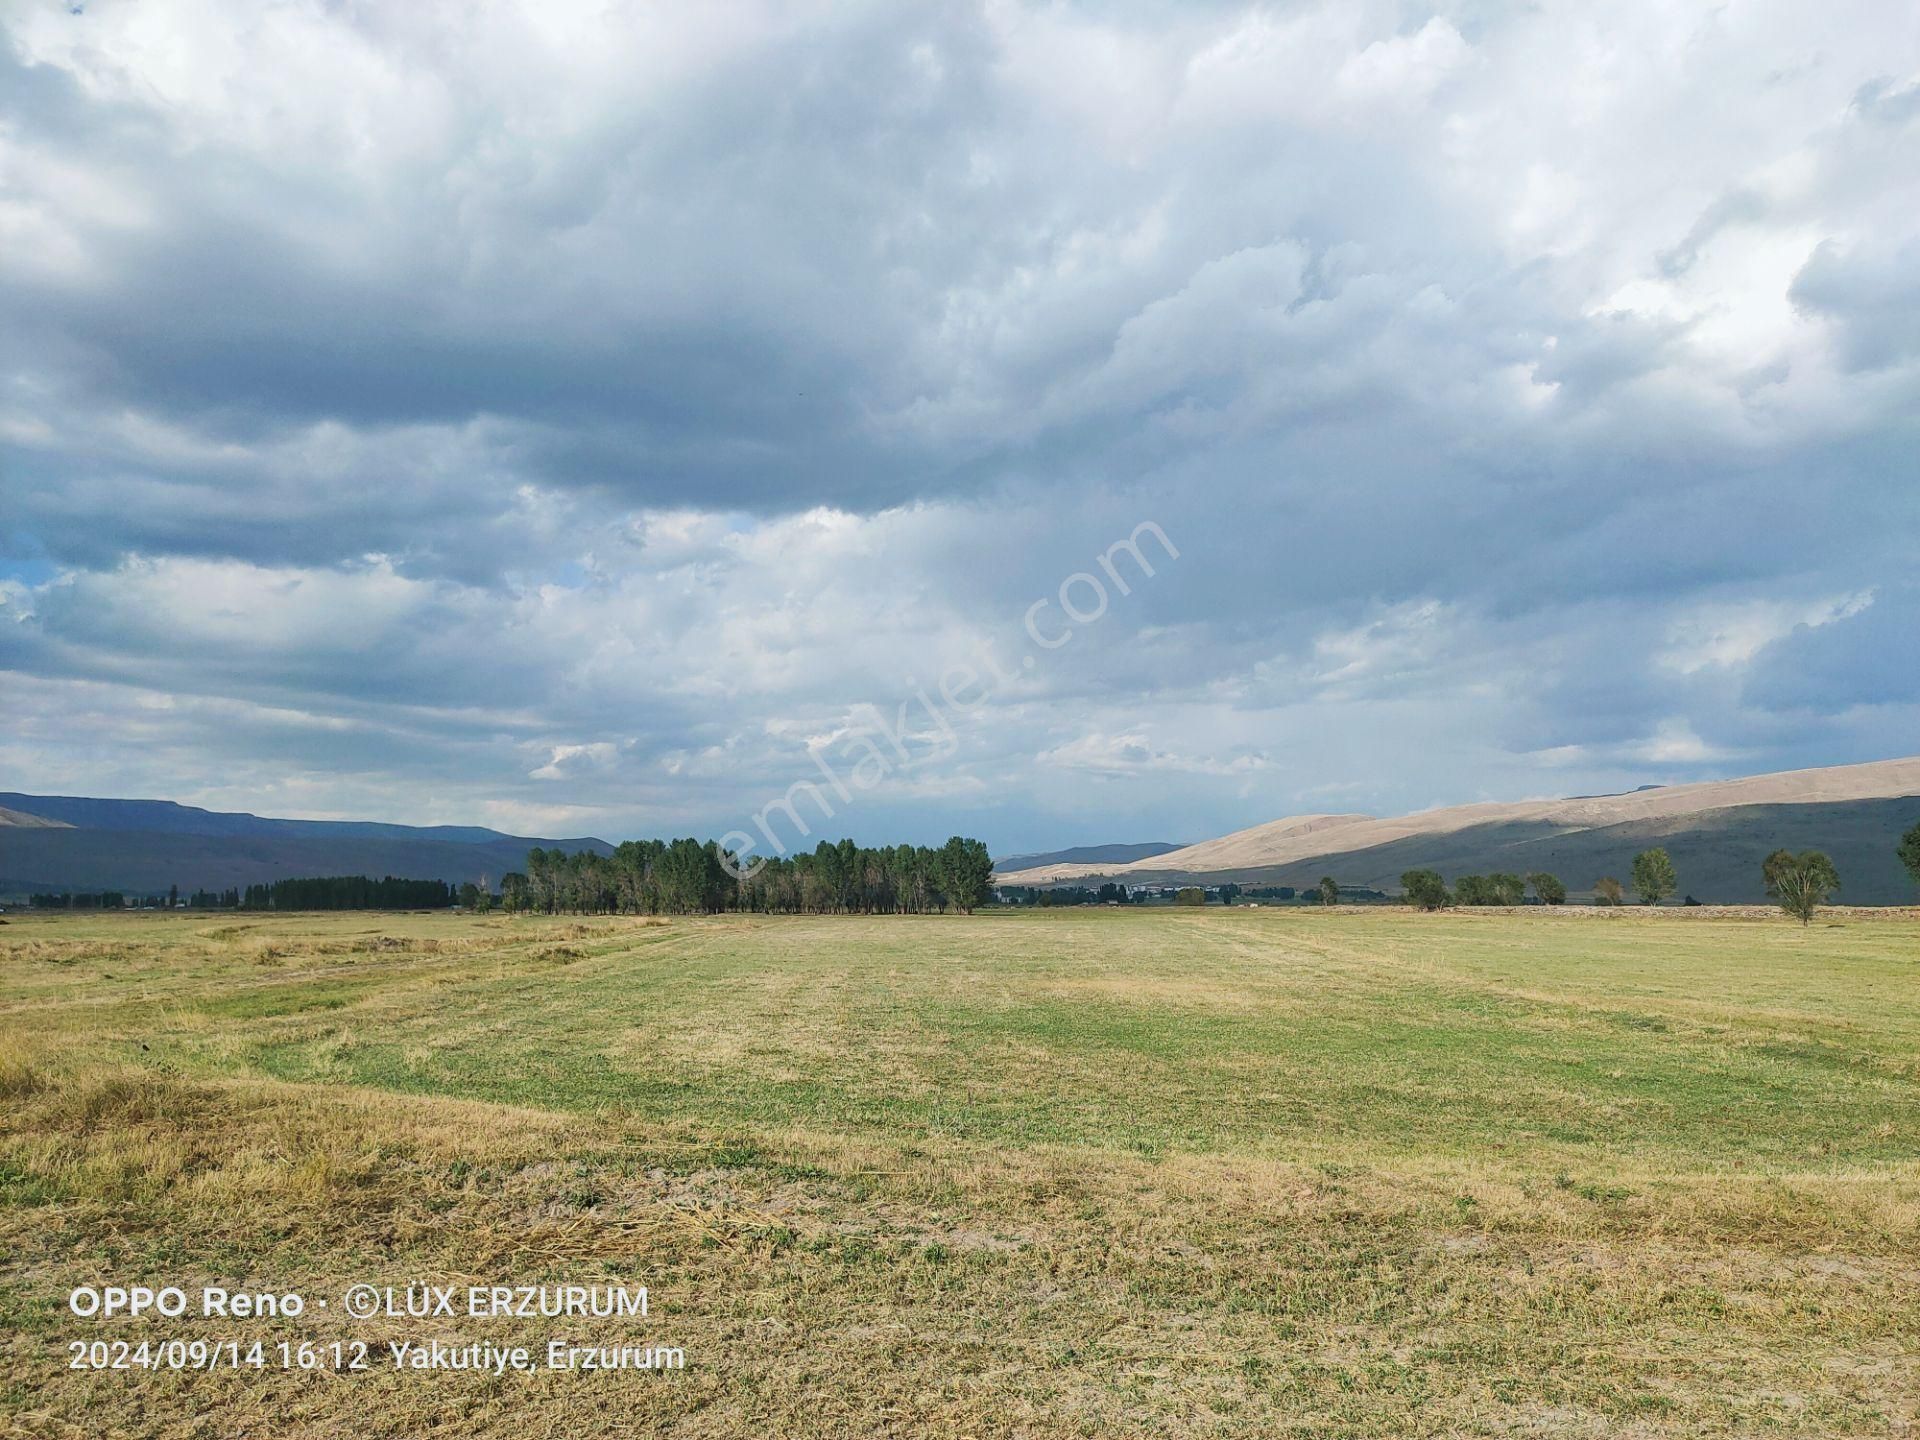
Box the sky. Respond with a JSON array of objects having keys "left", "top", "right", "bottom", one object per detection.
[{"left": 2, "top": 1, "right": 1917, "bottom": 856}]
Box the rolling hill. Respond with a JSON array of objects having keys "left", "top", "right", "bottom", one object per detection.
[
  {"left": 995, "top": 757, "right": 1920, "bottom": 904},
  {"left": 990, "top": 841, "right": 1185, "bottom": 872},
  {"left": 0, "top": 793, "right": 612, "bottom": 897},
  {"left": 0, "top": 806, "right": 71, "bottom": 830}
]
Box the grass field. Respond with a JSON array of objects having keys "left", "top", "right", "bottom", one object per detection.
[{"left": 3, "top": 906, "right": 1917, "bottom": 1437}]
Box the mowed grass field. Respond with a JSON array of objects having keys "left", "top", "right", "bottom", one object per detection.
[{"left": 2, "top": 906, "right": 1917, "bottom": 1438}]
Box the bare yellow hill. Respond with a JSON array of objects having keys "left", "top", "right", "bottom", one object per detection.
[
  {"left": 0, "top": 806, "right": 70, "bottom": 829},
  {"left": 996, "top": 756, "right": 1920, "bottom": 884}
]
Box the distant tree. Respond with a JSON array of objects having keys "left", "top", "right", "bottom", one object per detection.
[
  {"left": 167, "top": 883, "right": 179, "bottom": 908},
  {"left": 1593, "top": 876, "right": 1624, "bottom": 906},
  {"left": 1630, "top": 848, "right": 1676, "bottom": 906},
  {"left": 1217, "top": 883, "right": 1242, "bottom": 907},
  {"left": 1401, "top": 869, "right": 1450, "bottom": 911},
  {"left": 1899, "top": 820, "right": 1920, "bottom": 894},
  {"left": 1763, "top": 850, "right": 1840, "bottom": 926},
  {"left": 525, "top": 847, "right": 557, "bottom": 913},
  {"left": 1526, "top": 872, "right": 1567, "bottom": 905},
  {"left": 1487, "top": 872, "right": 1526, "bottom": 907},
  {"left": 1174, "top": 887, "right": 1206, "bottom": 906},
  {"left": 1318, "top": 876, "right": 1339, "bottom": 907}
]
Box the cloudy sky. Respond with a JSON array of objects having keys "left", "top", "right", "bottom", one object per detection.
[{"left": 2, "top": 1, "right": 1917, "bottom": 854}]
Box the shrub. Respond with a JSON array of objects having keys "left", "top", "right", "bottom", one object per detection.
[
  {"left": 1593, "top": 877, "right": 1624, "bottom": 906},
  {"left": 1174, "top": 887, "right": 1207, "bottom": 907}
]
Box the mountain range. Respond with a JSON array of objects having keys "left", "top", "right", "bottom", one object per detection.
[
  {"left": 994, "top": 757, "right": 1920, "bottom": 904},
  {"left": 8, "top": 756, "right": 1920, "bottom": 904},
  {"left": 0, "top": 794, "right": 612, "bottom": 897}
]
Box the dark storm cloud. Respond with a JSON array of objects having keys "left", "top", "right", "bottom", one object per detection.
[
  {"left": 1745, "top": 586, "right": 1920, "bottom": 711},
  {"left": 0, "top": 3, "right": 1599, "bottom": 538},
  {"left": 1790, "top": 239, "right": 1920, "bottom": 372},
  {"left": 0, "top": 9, "right": 1084, "bottom": 502}
]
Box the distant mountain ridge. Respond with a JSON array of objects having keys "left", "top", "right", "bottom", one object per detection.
[
  {"left": 994, "top": 757, "right": 1920, "bottom": 904},
  {"left": 0, "top": 792, "right": 613, "bottom": 897},
  {"left": 992, "top": 841, "right": 1185, "bottom": 872},
  {"left": 0, "top": 794, "right": 606, "bottom": 848}
]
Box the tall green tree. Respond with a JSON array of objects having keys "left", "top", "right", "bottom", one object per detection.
[
  {"left": 1762, "top": 850, "right": 1840, "bottom": 926},
  {"left": 936, "top": 836, "right": 994, "bottom": 914},
  {"left": 1630, "top": 848, "right": 1676, "bottom": 906},
  {"left": 1318, "top": 876, "right": 1339, "bottom": 907},
  {"left": 1898, "top": 819, "right": 1920, "bottom": 894}
]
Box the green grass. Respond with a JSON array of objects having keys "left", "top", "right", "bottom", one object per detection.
[
  {"left": 3, "top": 906, "right": 1918, "bottom": 1436},
  {"left": 60, "top": 908, "right": 1920, "bottom": 1163}
]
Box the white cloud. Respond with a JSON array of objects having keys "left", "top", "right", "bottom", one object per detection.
[
  {"left": 529, "top": 742, "right": 621, "bottom": 781},
  {"left": 1037, "top": 731, "right": 1268, "bottom": 779},
  {"left": 1335, "top": 17, "right": 1469, "bottom": 109},
  {"left": 1659, "top": 591, "right": 1875, "bottom": 673},
  {"left": 1632, "top": 718, "right": 1737, "bottom": 766}
]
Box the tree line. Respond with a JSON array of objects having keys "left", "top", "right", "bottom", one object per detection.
[
  {"left": 505, "top": 836, "right": 995, "bottom": 915},
  {"left": 1000, "top": 883, "right": 1139, "bottom": 906},
  {"left": 28, "top": 891, "right": 134, "bottom": 910},
  {"left": 241, "top": 876, "right": 456, "bottom": 910},
  {"left": 1398, "top": 821, "right": 1920, "bottom": 924},
  {"left": 1399, "top": 852, "right": 1696, "bottom": 912},
  {"left": 30, "top": 887, "right": 235, "bottom": 909},
  {"left": 25, "top": 877, "right": 453, "bottom": 910}
]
